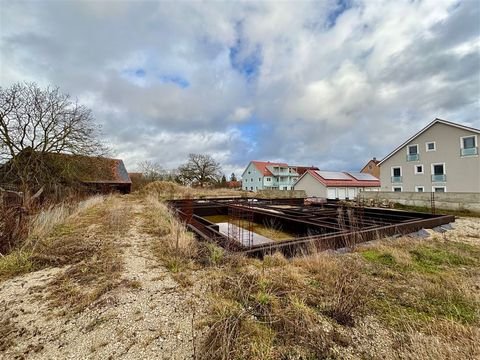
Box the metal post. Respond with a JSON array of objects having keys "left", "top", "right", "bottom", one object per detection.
[{"left": 431, "top": 192, "right": 435, "bottom": 215}]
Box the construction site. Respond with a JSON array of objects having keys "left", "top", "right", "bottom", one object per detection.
[{"left": 169, "top": 197, "right": 455, "bottom": 257}]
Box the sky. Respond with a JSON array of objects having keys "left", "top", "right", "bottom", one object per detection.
[{"left": 1, "top": 0, "right": 479, "bottom": 177}]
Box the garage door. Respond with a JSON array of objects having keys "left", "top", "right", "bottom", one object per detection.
[
  {"left": 347, "top": 188, "right": 356, "bottom": 199},
  {"left": 337, "top": 188, "right": 346, "bottom": 200},
  {"left": 327, "top": 188, "right": 336, "bottom": 199}
]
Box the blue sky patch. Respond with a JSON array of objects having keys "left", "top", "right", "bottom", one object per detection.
[
  {"left": 158, "top": 74, "right": 190, "bottom": 88},
  {"left": 135, "top": 68, "right": 146, "bottom": 77},
  {"left": 229, "top": 37, "right": 262, "bottom": 79},
  {"left": 326, "top": 0, "right": 353, "bottom": 28}
]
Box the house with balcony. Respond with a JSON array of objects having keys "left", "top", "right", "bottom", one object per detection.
[
  {"left": 378, "top": 118, "right": 480, "bottom": 193},
  {"left": 241, "top": 161, "right": 318, "bottom": 191}
]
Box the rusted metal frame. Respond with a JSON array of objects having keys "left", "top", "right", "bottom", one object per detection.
[
  {"left": 242, "top": 214, "right": 455, "bottom": 257},
  {"left": 226, "top": 205, "right": 344, "bottom": 233}
]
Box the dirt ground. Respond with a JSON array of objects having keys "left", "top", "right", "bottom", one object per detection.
[
  {"left": 0, "top": 197, "right": 479, "bottom": 359},
  {"left": 0, "top": 201, "right": 209, "bottom": 360}
]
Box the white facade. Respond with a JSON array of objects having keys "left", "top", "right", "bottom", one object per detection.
[
  {"left": 294, "top": 171, "right": 380, "bottom": 199},
  {"left": 241, "top": 161, "right": 302, "bottom": 191},
  {"left": 379, "top": 119, "right": 480, "bottom": 193}
]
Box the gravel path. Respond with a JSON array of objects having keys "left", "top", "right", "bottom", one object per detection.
[{"left": 0, "top": 200, "right": 208, "bottom": 360}]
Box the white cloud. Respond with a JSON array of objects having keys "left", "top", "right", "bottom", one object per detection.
[{"left": 1, "top": 0, "right": 478, "bottom": 174}]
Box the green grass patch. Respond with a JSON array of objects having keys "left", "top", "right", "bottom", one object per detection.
[
  {"left": 361, "top": 249, "right": 396, "bottom": 266},
  {"left": 410, "top": 246, "right": 475, "bottom": 273},
  {"left": 373, "top": 285, "right": 478, "bottom": 328}
]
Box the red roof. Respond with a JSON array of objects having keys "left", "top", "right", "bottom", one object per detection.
[
  {"left": 251, "top": 161, "right": 288, "bottom": 176},
  {"left": 226, "top": 181, "right": 241, "bottom": 188},
  {"left": 294, "top": 166, "right": 320, "bottom": 175},
  {"left": 302, "top": 170, "right": 380, "bottom": 187}
]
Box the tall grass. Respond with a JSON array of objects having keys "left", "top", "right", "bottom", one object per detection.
[
  {"left": 140, "top": 180, "right": 249, "bottom": 200},
  {"left": 0, "top": 195, "right": 105, "bottom": 281},
  {"left": 143, "top": 194, "right": 197, "bottom": 271}
]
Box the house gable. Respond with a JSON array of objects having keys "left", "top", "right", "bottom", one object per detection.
[{"left": 379, "top": 118, "right": 480, "bottom": 166}]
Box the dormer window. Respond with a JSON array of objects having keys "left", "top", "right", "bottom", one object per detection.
[{"left": 407, "top": 145, "right": 419, "bottom": 161}]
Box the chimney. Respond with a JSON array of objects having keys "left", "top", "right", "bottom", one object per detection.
[{"left": 373, "top": 157, "right": 377, "bottom": 161}]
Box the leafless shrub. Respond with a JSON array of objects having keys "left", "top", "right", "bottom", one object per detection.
[{"left": 0, "top": 205, "right": 27, "bottom": 255}]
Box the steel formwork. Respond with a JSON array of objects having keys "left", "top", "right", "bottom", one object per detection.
[{"left": 168, "top": 197, "right": 455, "bottom": 257}]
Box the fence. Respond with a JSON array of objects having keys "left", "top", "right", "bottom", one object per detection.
[{"left": 358, "top": 191, "right": 480, "bottom": 214}]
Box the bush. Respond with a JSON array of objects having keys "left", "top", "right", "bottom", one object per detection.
[{"left": 0, "top": 205, "right": 27, "bottom": 255}]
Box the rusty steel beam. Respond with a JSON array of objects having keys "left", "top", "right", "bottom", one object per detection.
[{"left": 168, "top": 198, "right": 456, "bottom": 258}]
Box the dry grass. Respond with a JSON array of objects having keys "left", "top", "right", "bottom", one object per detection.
[
  {"left": 0, "top": 196, "right": 106, "bottom": 281},
  {"left": 0, "top": 205, "right": 28, "bottom": 255},
  {"left": 200, "top": 232, "right": 480, "bottom": 359},
  {"left": 39, "top": 196, "right": 130, "bottom": 313},
  {"left": 142, "top": 194, "right": 197, "bottom": 272},
  {"left": 1, "top": 195, "right": 131, "bottom": 315},
  {"left": 140, "top": 180, "right": 249, "bottom": 200},
  {"left": 200, "top": 252, "right": 372, "bottom": 359}
]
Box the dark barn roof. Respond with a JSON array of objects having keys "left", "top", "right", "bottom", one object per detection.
[{"left": 0, "top": 150, "right": 131, "bottom": 194}]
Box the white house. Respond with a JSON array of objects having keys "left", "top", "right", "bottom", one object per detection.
[
  {"left": 293, "top": 170, "right": 380, "bottom": 199},
  {"left": 378, "top": 118, "right": 480, "bottom": 193},
  {"left": 241, "top": 161, "right": 318, "bottom": 191}
]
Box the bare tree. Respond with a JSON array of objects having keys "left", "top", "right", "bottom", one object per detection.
[
  {"left": 0, "top": 82, "right": 106, "bottom": 194},
  {"left": 138, "top": 160, "right": 165, "bottom": 182},
  {"left": 178, "top": 154, "right": 222, "bottom": 187}
]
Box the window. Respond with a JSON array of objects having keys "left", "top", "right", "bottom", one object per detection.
[
  {"left": 244, "top": 179, "right": 247, "bottom": 182},
  {"left": 431, "top": 163, "right": 446, "bottom": 182},
  {"left": 415, "top": 164, "right": 424, "bottom": 174},
  {"left": 248, "top": 171, "right": 251, "bottom": 174},
  {"left": 250, "top": 178, "right": 253, "bottom": 182},
  {"left": 407, "top": 144, "right": 419, "bottom": 161},
  {"left": 415, "top": 186, "right": 424, "bottom": 192},
  {"left": 391, "top": 166, "right": 402, "bottom": 183},
  {"left": 258, "top": 178, "right": 261, "bottom": 182},
  {"left": 433, "top": 186, "right": 446, "bottom": 193},
  {"left": 460, "top": 135, "right": 478, "bottom": 156},
  {"left": 426, "top": 142, "right": 436, "bottom": 151},
  {"left": 393, "top": 186, "right": 402, "bottom": 192},
  {"left": 250, "top": 186, "right": 253, "bottom": 190},
  {"left": 266, "top": 177, "right": 271, "bottom": 182}
]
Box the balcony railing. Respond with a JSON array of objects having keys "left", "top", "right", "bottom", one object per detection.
[
  {"left": 431, "top": 174, "right": 446, "bottom": 182},
  {"left": 391, "top": 176, "right": 402, "bottom": 183},
  {"left": 406, "top": 154, "right": 419, "bottom": 161},
  {"left": 461, "top": 147, "right": 478, "bottom": 156},
  {"left": 270, "top": 171, "right": 298, "bottom": 176}
]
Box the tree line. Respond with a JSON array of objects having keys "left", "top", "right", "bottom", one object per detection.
[
  {"left": 139, "top": 156, "right": 238, "bottom": 189},
  {"left": 0, "top": 82, "right": 239, "bottom": 199}
]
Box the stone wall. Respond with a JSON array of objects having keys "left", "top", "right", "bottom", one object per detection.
[{"left": 358, "top": 191, "right": 480, "bottom": 213}]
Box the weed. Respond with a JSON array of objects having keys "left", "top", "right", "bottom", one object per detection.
[
  {"left": 0, "top": 250, "right": 34, "bottom": 280},
  {"left": 172, "top": 272, "right": 193, "bottom": 287}
]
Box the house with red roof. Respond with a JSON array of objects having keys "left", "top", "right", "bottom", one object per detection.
[
  {"left": 293, "top": 170, "right": 380, "bottom": 199},
  {"left": 241, "top": 161, "right": 318, "bottom": 191}
]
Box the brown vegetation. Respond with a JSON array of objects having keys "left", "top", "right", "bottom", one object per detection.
[{"left": 1, "top": 182, "right": 479, "bottom": 359}]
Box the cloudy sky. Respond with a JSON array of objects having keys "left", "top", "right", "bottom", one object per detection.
[{"left": 1, "top": 0, "right": 479, "bottom": 176}]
